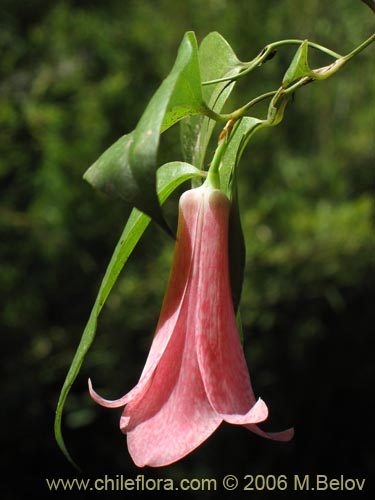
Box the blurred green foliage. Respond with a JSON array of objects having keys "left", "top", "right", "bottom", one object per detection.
[{"left": 1, "top": 0, "right": 374, "bottom": 497}]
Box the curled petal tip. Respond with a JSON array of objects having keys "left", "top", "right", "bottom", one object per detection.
[
  {"left": 277, "top": 427, "right": 295, "bottom": 442},
  {"left": 88, "top": 377, "right": 94, "bottom": 396},
  {"left": 88, "top": 378, "right": 127, "bottom": 408},
  {"left": 245, "top": 423, "right": 295, "bottom": 442},
  {"left": 222, "top": 398, "right": 269, "bottom": 425},
  {"left": 88, "top": 378, "right": 104, "bottom": 405},
  {"left": 120, "top": 415, "right": 131, "bottom": 432}
]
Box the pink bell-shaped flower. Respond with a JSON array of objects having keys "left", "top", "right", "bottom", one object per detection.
[{"left": 89, "top": 184, "right": 293, "bottom": 467}]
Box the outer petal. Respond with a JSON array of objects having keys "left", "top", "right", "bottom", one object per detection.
[
  {"left": 88, "top": 187, "right": 201, "bottom": 409},
  {"left": 125, "top": 313, "right": 221, "bottom": 467},
  {"left": 123, "top": 190, "right": 222, "bottom": 467},
  {"left": 221, "top": 398, "right": 268, "bottom": 425},
  {"left": 195, "top": 188, "right": 292, "bottom": 438},
  {"left": 195, "top": 188, "right": 263, "bottom": 423}
]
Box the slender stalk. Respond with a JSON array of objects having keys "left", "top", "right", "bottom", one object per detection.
[
  {"left": 342, "top": 32, "right": 375, "bottom": 61},
  {"left": 204, "top": 90, "right": 277, "bottom": 123},
  {"left": 205, "top": 130, "right": 231, "bottom": 189},
  {"left": 268, "top": 39, "right": 342, "bottom": 58},
  {"left": 204, "top": 32, "right": 375, "bottom": 123},
  {"left": 203, "top": 39, "right": 342, "bottom": 87},
  {"left": 225, "top": 91, "right": 278, "bottom": 120}
]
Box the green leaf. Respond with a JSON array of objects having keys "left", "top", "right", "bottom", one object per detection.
[
  {"left": 228, "top": 170, "right": 246, "bottom": 313},
  {"left": 209, "top": 118, "right": 256, "bottom": 314},
  {"left": 55, "top": 161, "right": 205, "bottom": 469},
  {"left": 220, "top": 102, "right": 293, "bottom": 311},
  {"left": 84, "top": 31, "right": 207, "bottom": 230},
  {"left": 236, "top": 308, "right": 244, "bottom": 344},
  {"left": 282, "top": 40, "right": 312, "bottom": 87},
  {"left": 219, "top": 117, "right": 267, "bottom": 312},
  {"left": 219, "top": 117, "right": 263, "bottom": 197},
  {"left": 181, "top": 32, "right": 244, "bottom": 170}
]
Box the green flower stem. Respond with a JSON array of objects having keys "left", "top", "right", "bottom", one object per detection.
[
  {"left": 222, "top": 91, "right": 278, "bottom": 121},
  {"left": 203, "top": 32, "right": 374, "bottom": 89},
  {"left": 207, "top": 31, "right": 375, "bottom": 125},
  {"left": 205, "top": 131, "right": 231, "bottom": 189},
  {"left": 204, "top": 91, "right": 278, "bottom": 123},
  {"left": 283, "top": 76, "right": 311, "bottom": 94}
]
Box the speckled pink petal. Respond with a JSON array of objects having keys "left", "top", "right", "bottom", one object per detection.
[
  {"left": 89, "top": 184, "right": 294, "bottom": 467},
  {"left": 88, "top": 378, "right": 130, "bottom": 408},
  {"left": 221, "top": 398, "right": 268, "bottom": 425},
  {"left": 119, "top": 189, "right": 222, "bottom": 466},
  {"left": 194, "top": 188, "right": 262, "bottom": 421},
  {"left": 124, "top": 277, "right": 221, "bottom": 467},
  {"left": 88, "top": 190, "right": 201, "bottom": 410}
]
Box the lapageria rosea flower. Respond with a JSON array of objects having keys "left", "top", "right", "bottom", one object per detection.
[{"left": 89, "top": 184, "right": 293, "bottom": 467}]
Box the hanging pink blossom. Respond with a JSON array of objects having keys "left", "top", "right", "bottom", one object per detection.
[{"left": 89, "top": 185, "right": 293, "bottom": 467}]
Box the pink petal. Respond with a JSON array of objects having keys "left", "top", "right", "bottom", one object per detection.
[
  {"left": 221, "top": 398, "right": 268, "bottom": 425},
  {"left": 88, "top": 378, "right": 130, "bottom": 408},
  {"left": 123, "top": 192, "right": 222, "bottom": 467},
  {"left": 244, "top": 424, "right": 295, "bottom": 442},
  {"left": 125, "top": 285, "right": 221, "bottom": 467},
  {"left": 194, "top": 188, "right": 260, "bottom": 419},
  {"left": 88, "top": 191, "right": 201, "bottom": 410}
]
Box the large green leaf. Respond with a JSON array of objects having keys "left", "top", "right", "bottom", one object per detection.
[
  {"left": 55, "top": 162, "right": 205, "bottom": 468},
  {"left": 220, "top": 103, "right": 291, "bottom": 313},
  {"left": 228, "top": 170, "right": 246, "bottom": 313},
  {"left": 219, "top": 117, "right": 264, "bottom": 312},
  {"left": 181, "top": 32, "right": 244, "bottom": 170},
  {"left": 84, "top": 31, "right": 207, "bottom": 230}
]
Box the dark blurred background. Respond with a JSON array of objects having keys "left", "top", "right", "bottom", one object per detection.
[{"left": 1, "top": 0, "right": 374, "bottom": 498}]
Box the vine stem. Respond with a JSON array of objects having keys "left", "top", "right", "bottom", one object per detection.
[
  {"left": 342, "top": 32, "right": 375, "bottom": 61},
  {"left": 204, "top": 31, "right": 375, "bottom": 123},
  {"left": 204, "top": 90, "right": 277, "bottom": 123},
  {"left": 202, "top": 39, "right": 342, "bottom": 87}
]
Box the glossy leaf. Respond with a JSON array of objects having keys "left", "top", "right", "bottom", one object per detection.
[
  {"left": 214, "top": 118, "right": 258, "bottom": 314},
  {"left": 181, "top": 32, "right": 244, "bottom": 170},
  {"left": 84, "top": 32, "right": 207, "bottom": 230},
  {"left": 221, "top": 94, "right": 292, "bottom": 312},
  {"left": 219, "top": 117, "right": 263, "bottom": 197},
  {"left": 228, "top": 170, "right": 246, "bottom": 313},
  {"left": 55, "top": 162, "right": 205, "bottom": 468},
  {"left": 219, "top": 116, "right": 269, "bottom": 312}
]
